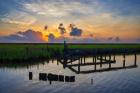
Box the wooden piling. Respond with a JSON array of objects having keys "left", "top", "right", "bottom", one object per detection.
[
  {"left": 94, "top": 56, "right": 96, "bottom": 71},
  {"left": 109, "top": 56, "right": 111, "bottom": 69},
  {"left": 57, "top": 59, "right": 59, "bottom": 65},
  {"left": 123, "top": 59, "right": 125, "bottom": 68},
  {"left": 100, "top": 55, "right": 102, "bottom": 68},
  {"left": 109, "top": 55, "right": 111, "bottom": 60},
  {"left": 93, "top": 56, "right": 94, "bottom": 63},
  {"left": 134, "top": 54, "right": 137, "bottom": 66},
  {"left": 84, "top": 56, "right": 86, "bottom": 64},
  {"left": 63, "top": 55, "right": 67, "bottom": 69},
  {"left": 29, "top": 72, "right": 33, "bottom": 80},
  {"left": 94, "top": 56, "right": 96, "bottom": 63},
  {"left": 80, "top": 57, "right": 83, "bottom": 64},
  {"left": 105, "top": 55, "right": 106, "bottom": 60},
  {"left": 78, "top": 56, "right": 80, "bottom": 74},
  {"left": 113, "top": 55, "right": 115, "bottom": 61}
]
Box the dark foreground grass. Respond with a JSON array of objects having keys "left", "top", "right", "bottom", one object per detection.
[
  {"left": 0, "top": 43, "right": 140, "bottom": 61},
  {"left": 0, "top": 44, "right": 63, "bottom": 61}
]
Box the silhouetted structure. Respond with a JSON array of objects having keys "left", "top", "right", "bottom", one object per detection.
[
  {"left": 39, "top": 73, "right": 47, "bottom": 81},
  {"left": 29, "top": 72, "right": 33, "bottom": 80},
  {"left": 29, "top": 72, "right": 75, "bottom": 84},
  {"left": 57, "top": 41, "right": 138, "bottom": 74}
]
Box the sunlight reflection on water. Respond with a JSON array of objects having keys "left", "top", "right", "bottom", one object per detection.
[{"left": 0, "top": 54, "right": 140, "bottom": 93}]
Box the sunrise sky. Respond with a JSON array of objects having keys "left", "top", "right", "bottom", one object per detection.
[{"left": 0, "top": 0, "right": 140, "bottom": 43}]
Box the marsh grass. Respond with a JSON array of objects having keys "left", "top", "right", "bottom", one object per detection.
[{"left": 0, "top": 43, "right": 140, "bottom": 61}]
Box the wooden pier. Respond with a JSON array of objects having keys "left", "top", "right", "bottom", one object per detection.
[{"left": 57, "top": 41, "right": 138, "bottom": 74}]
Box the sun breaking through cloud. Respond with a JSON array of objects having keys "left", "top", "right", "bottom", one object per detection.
[{"left": 0, "top": 0, "right": 140, "bottom": 43}]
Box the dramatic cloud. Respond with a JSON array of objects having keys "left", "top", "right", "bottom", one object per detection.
[
  {"left": 69, "top": 24, "right": 82, "bottom": 36},
  {"left": 48, "top": 33, "right": 55, "bottom": 41},
  {"left": 58, "top": 23, "right": 66, "bottom": 35},
  {"left": 0, "top": 0, "right": 140, "bottom": 43},
  {"left": 0, "top": 29, "right": 45, "bottom": 43}
]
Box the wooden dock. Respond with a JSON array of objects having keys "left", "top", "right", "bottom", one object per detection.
[{"left": 57, "top": 41, "right": 138, "bottom": 74}]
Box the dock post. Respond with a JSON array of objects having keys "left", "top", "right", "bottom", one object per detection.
[
  {"left": 57, "top": 58, "right": 59, "bottom": 65},
  {"left": 93, "top": 56, "right": 94, "bottom": 63},
  {"left": 63, "top": 57, "right": 67, "bottom": 69},
  {"left": 100, "top": 55, "right": 102, "bottom": 68},
  {"left": 94, "top": 56, "right": 96, "bottom": 71},
  {"left": 78, "top": 56, "right": 80, "bottom": 74},
  {"left": 123, "top": 54, "right": 126, "bottom": 67},
  {"left": 81, "top": 57, "right": 83, "bottom": 64},
  {"left": 84, "top": 56, "right": 86, "bottom": 64},
  {"left": 109, "top": 61, "right": 111, "bottom": 69},
  {"left": 29, "top": 72, "right": 33, "bottom": 80},
  {"left": 113, "top": 55, "right": 116, "bottom": 61},
  {"left": 95, "top": 56, "right": 96, "bottom": 63},
  {"left": 109, "top": 55, "right": 111, "bottom": 69},
  {"left": 123, "top": 53, "right": 125, "bottom": 67},
  {"left": 105, "top": 55, "right": 107, "bottom": 60},
  {"left": 134, "top": 54, "right": 137, "bottom": 66},
  {"left": 109, "top": 55, "right": 111, "bottom": 60}
]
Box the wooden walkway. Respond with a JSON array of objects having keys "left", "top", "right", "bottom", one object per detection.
[{"left": 57, "top": 41, "right": 138, "bottom": 74}]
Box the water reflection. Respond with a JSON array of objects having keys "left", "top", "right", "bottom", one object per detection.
[
  {"left": 0, "top": 54, "right": 140, "bottom": 93},
  {"left": 0, "top": 54, "right": 138, "bottom": 73},
  {"left": 59, "top": 54, "right": 138, "bottom": 74}
]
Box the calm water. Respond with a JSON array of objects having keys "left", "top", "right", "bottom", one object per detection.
[{"left": 0, "top": 55, "right": 140, "bottom": 93}]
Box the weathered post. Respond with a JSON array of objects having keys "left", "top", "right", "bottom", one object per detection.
[
  {"left": 94, "top": 56, "right": 96, "bottom": 63},
  {"left": 113, "top": 55, "right": 116, "bottom": 61},
  {"left": 93, "top": 56, "right": 95, "bottom": 63},
  {"left": 134, "top": 54, "right": 137, "bottom": 66},
  {"left": 78, "top": 56, "right": 80, "bottom": 74},
  {"left": 109, "top": 55, "right": 111, "bottom": 60},
  {"left": 123, "top": 54, "right": 126, "bottom": 67},
  {"left": 29, "top": 72, "right": 33, "bottom": 80},
  {"left": 81, "top": 57, "right": 83, "bottom": 64},
  {"left": 84, "top": 56, "right": 86, "bottom": 64},
  {"left": 105, "top": 55, "right": 107, "bottom": 60},
  {"left": 94, "top": 56, "right": 96, "bottom": 71},
  {"left": 100, "top": 55, "right": 102, "bottom": 68},
  {"left": 108, "top": 55, "right": 111, "bottom": 69},
  {"left": 123, "top": 59, "right": 125, "bottom": 68},
  {"left": 57, "top": 59, "right": 59, "bottom": 65}
]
